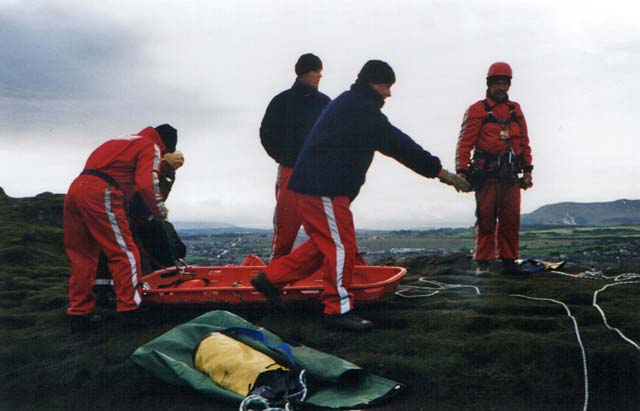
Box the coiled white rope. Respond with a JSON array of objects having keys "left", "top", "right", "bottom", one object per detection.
[
  {"left": 592, "top": 281, "right": 640, "bottom": 351},
  {"left": 510, "top": 294, "right": 589, "bottom": 411},
  {"left": 395, "top": 278, "right": 481, "bottom": 298}
]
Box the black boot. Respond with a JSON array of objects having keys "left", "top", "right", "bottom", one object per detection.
[
  {"left": 500, "top": 259, "right": 528, "bottom": 276},
  {"left": 250, "top": 272, "right": 282, "bottom": 309},
  {"left": 475, "top": 260, "right": 491, "bottom": 277},
  {"left": 117, "top": 309, "right": 149, "bottom": 329}
]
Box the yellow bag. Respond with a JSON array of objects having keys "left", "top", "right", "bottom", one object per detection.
[{"left": 194, "top": 332, "right": 288, "bottom": 396}]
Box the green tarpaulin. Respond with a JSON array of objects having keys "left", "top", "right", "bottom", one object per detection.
[{"left": 132, "top": 310, "right": 404, "bottom": 409}]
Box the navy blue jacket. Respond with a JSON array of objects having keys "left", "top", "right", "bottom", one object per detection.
[
  {"left": 260, "top": 80, "right": 331, "bottom": 167},
  {"left": 289, "top": 80, "right": 443, "bottom": 201}
]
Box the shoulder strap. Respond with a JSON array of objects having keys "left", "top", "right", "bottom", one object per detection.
[
  {"left": 223, "top": 327, "right": 298, "bottom": 368},
  {"left": 481, "top": 99, "right": 496, "bottom": 124},
  {"left": 481, "top": 99, "right": 519, "bottom": 128}
]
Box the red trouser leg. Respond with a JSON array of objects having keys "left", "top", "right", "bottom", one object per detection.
[
  {"left": 270, "top": 166, "right": 302, "bottom": 259},
  {"left": 265, "top": 194, "right": 356, "bottom": 315},
  {"left": 65, "top": 179, "right": 101, "bottom": 316},
  {"left": 497, "top": 182, "right": 521, "bottom": 260},
  {"left": 266, "top": 240, "right": 324, "bottom": 285},
  {"left": 474, "top": 180, "right": 498, "bottom": 261},
  {"left": 474, "top": 179, "right": 521, "bottom": 261},
  {"left": 65, "top": 177, "right": 143, "bottom": 314}
]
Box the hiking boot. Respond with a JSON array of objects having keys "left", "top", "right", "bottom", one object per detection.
[
  {"left": 117, "top": 309, "right": 149, "bottom": 329},
  {"left": 324, "top": 311, "right": 373, "bottom": 332},
  {"left": 69, "top": 314, "right": 103, "bottom": 333},
  {"left": 500, "top": 259, "right": 528, "bottom": 276},
  {"left": 250, "top": 272, "right": 282, "bottom": 308},
  {"left": 475, "top": 260, "right": 491, "bottom": 277},
  {"left": 93, "top": 284, "right": 114, "bottom": 307}
]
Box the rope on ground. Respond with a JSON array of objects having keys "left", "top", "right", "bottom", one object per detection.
[
  {"left": 592, "top": 281, "right": 640, "bottom": 352},
  {"left": 548, "top": 270, "right": 640, "bottom": 281},
  {"left": 510, "top": 294, "right": 589, "bottom": 411},
  {"left": 395, "top": 278, "right": 481, "bottom": 299}
]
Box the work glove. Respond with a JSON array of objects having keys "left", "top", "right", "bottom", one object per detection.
[
  {"left": 438, "top": 169, "right": 472, "bottom": 193},
  {"left": 163, "top": 150, "right": 184, "bottom": 170},
  {"left": 521, "top": 172, "right": 533, "bottom": 190}
]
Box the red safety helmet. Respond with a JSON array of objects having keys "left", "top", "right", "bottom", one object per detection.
[{"left": 487, "top": 62, "right": 512, "bottom": 79}]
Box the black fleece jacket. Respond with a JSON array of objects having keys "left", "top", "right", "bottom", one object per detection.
[
  {"left": 288, "top": 80, "right": 442, "bottom": 201},
  {"left": 260, "top": 80, "right": 331, "bottom": 167}
]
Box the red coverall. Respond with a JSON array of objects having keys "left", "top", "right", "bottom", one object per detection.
[
  {"left": 456, "top": 97, "right": 533, "bottom": 262},
  {"left": 64, "top": 127, "right": 168, "bottom": 315},
  {"left": 265, "top": 194, "right": 355, "bottom": 315}
]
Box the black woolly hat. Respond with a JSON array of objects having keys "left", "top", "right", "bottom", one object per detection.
[
  {"left": 357, "top": 60, "right": 395, "bottom": 85},
  {"left": 295, "top": 53, "right": 323, "bottom": 76},
  {"left": 155, "top": 124, "right": 177, "bottom": 153}
]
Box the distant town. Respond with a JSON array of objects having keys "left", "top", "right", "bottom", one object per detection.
[{"left": 179, "top": 226, "right": 640, "bottom": 270}]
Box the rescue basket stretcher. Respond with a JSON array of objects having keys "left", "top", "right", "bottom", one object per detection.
[{"left": 140, "top": 255, "right": 407, "bottom": 305}]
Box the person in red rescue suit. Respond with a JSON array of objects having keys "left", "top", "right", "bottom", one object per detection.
[
  {"left": 63, "top": 124, "right": 177, "bottom": 331},
  {"left": 455, "top": 62, "right": 533, "bottom": 276},
  {"left": 260, "top": 53, "right": 331, "bottom": 260},
  {"left": 251, "top": 60, "right": 472, "bottom": 331}
]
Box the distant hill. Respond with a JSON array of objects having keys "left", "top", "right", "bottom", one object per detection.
[{"left": 521, "top": 199, "right": 640, "bottom": 226}]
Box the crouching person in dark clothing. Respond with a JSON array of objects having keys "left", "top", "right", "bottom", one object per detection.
[{"left": 251, "top": 60, "right": 471, "bottom": 331}]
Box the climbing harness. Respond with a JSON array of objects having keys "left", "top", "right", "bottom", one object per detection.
[
  {"left": 511, "top": 294, "right": 589, "bottom": 411},
  {"left": 481, "top": 99, "right": 518, "bottom": 134},
  {"left": 395, "top": 278, "right": 480, "bottom": 299}
]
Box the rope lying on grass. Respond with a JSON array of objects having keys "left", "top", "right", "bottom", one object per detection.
[
  {"left": 395, "top": 278, "right": 481, "bottom": 299},
  {"left": 549, "top": 270, "right": 640, "bottom": 351},
  {"left": 548, "top": 271, "right": 640, "bottom": 282},
  {"left": 592, "top": 280, "right": 640, "bottom": 351},
  {"left": 511, "top": 294, "right": 589, "bottom": 411}
]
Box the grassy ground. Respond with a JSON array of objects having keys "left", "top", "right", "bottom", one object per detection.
[{"left": 1, "top": 192, "right": 639, "bottom": 410}]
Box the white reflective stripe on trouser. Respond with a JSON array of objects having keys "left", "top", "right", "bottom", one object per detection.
[
  {"left": 321, "top": 196, "right": 350, "bottom": 314},
  {"left": 104, "top": 186, "right": 142, "bottom": 306}
]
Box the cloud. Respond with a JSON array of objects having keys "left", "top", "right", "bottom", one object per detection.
[
  {"left": 0, "top": 2, "right": 215, "bottom": 136},
  {"left": 0, "top": 3, "right": 136, "bottom": 100}
]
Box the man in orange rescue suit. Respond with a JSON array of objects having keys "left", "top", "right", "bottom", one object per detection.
[
  {"left": 260, "top": 53, "right": 330, "bottom": 260},
  {"left": 64, "top": 124, "right": 177, "bottom": 332},
  {"left": 455, "top": 62, "right": 533, "bottom": 276},
  {"left": 252, "top": 60, "right": 471, "bottom": 331}
]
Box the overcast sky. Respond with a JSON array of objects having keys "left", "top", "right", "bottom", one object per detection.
[{"left": 1, "top": 0, "right": 639, "bottom": 229}]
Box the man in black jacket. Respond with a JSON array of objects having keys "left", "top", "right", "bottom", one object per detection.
[
  {"left": 252, "top": 60, "right": 471, "bottom": 330},
  {"left": 260, "top": 53, "right": 330, "bottom": 259}
]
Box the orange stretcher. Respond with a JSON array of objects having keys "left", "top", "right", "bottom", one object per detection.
[{"left": 140, "top": 255, "right": 406, "bottom": 305}]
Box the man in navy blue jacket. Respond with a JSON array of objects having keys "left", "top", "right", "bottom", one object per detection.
[
  {"left": 252, "top": 60, "right": 471, "bottom": 330},
  {"left": 260, "top": 54, "right": 331, "bottom": 260}
]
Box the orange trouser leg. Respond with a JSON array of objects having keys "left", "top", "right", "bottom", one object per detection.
[
  {"left": 264, "top": 194, "right": 356, "bottom": 314},
  {"left": 270, "top": 166, "right": 302, "bottom": 259},
  {"left": 474, "top": 181, "right": 498, "bottom": 261},
  {"left": 497, "top": 182, "right": 521, "bottom": 260},
  {"left": 65, "top": 177, "right": 143, "bottom": 314},
  {"left": 474, "top": 179, "right": 521, "bottom": 261},
  {"left": 64, "top": 180, "right": 101, "bottom": 316}
]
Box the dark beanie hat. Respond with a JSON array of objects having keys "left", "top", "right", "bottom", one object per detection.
[
  {"left": 357, "top": 60, "right": 396, "bottom": 84},
  {"left": 155, "top": 124, "right": 177, "bottom": 153},
  {"left": 295, "top": 53, "right": 323, "bottom": 76}
]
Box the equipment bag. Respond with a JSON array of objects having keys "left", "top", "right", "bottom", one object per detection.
[
  {"left": 193, "top": 327, "right": 307, "bottom": 411},
  {"left": 132, "top": 310, "right": 404, "bottom": 410}
]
